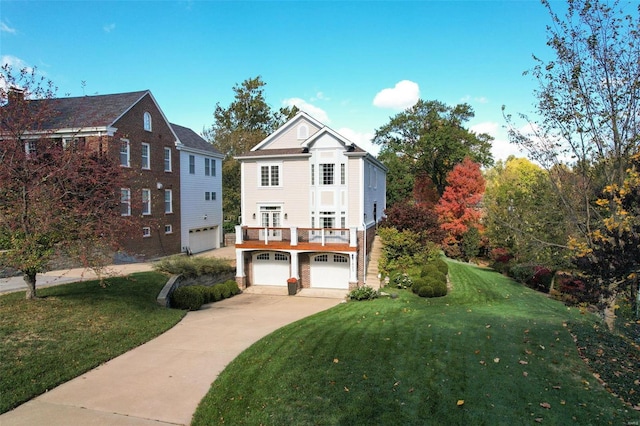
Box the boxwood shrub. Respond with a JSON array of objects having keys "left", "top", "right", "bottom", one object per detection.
[{"left": 171, "top": 286, "right": 205, "bottom": 311}]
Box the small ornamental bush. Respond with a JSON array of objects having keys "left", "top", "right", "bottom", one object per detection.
[
  {"left": 509, "top": 263, "right": 535, "bottom": 284},
  {"left": 348, "top": 286, "right": 379, "bottom": 301},
  {"left": 420, "top": 267, "right": 446, "bottom": 285},
  {"left": 212, "top": 285, "right": 224, "bottom": 301},
  {"left": 154, "top": 255, "right": 234, "bottom": 278},
  {"left": 434, "top": 259, "right": 448, "bottom": 276},
  {"left": 223, "top": 280, "right": 241, "bottom": 295},
  {"left": 411, "top": 277, "right": 429, "bottom": 294},
  {"left": 531, "top": 266, "right": 553, "bottom": 293},
  {"left": 171, "top": 286, "right": 205, "bottom": 311},
  {"left": 430, "top": 279, "right": 448, "bottom": 297},
  {"left": 418, "top": 284, "right": 434, "bottom": 298},
  {"left": 391, "top": 272, "right": 413, "bottom": 289}
]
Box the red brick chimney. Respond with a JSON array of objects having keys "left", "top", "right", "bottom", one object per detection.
[{"left": 8, "top": 87, "right": 25, "bottom": 104}]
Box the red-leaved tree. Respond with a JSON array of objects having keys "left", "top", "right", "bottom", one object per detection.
[
  {"left": 0, "top": 65, "right": 128, "bottom": 299},
  {"left": 435, "top": 157, "right": 485, "bottom": 248}
]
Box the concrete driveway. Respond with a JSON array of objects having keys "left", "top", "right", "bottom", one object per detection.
[{"left": 0, "top": 292, "right": 343, "bottom": 425}]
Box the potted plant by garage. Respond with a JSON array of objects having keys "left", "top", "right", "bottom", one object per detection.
[{"left": 287, "top": 277, "right": 298, "bottom": 295}]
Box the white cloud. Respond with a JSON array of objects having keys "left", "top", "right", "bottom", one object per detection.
[
  {"left": 1, "top": 55, "right": 33, "bottom": 73},
  {"left": 373, "top": 80, "right": 420, "bottom": 110},
  {"left": 311, "top": 91, "right": 330, "bottom": 101},
  {"left": 282, "top": 97, "right": 329, "bottom": 123},
  {"left": 461, "top": 95, "right": 489, "bottom": 104},
  {"left": 337, "top": 127, "right": 379, "bottom": 156},
  {"left": 103, "top": 23, "right": 116, "bottom": 33},
  {"left": 1, "top": 21, "right": 16, "bottom": 34}
]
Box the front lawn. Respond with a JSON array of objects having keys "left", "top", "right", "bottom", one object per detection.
[
  {"left": 193, "top": 261, "right": 639, "bottom": 425},
  {"left": 0, "top": 272, "right": 185, "bottom": 413}
]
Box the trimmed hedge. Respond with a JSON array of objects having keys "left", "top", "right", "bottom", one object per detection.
[{"left": 170, "top": 280, "right": 242, "bottom": 311}]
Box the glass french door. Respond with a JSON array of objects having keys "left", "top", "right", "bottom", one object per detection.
[{"left": 259, "top": 206, "right": 282, "bottom": 241}]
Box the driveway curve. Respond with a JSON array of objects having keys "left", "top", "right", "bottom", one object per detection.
[{"left": 1, "top": 293, "right": 342, "bottom": 425}]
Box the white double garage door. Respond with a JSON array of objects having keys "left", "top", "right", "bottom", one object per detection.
[{"left": 252, "top": 251, "right": 350, "bottom": 289}]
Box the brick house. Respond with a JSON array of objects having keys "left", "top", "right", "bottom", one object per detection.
[{"left": 4, "top": 89, "right": 222, "bottom": 261}]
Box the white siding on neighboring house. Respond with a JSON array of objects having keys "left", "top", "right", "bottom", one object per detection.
[
  {"left": 363, "top": 158, "right": 386, "bottom": 227},
  {"left": 179, "top": 149, "right": 223, "bottom": 253}
]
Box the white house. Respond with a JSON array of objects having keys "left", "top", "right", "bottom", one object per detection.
[
  {"left": 173, "top": 124, "right": 224, "bottom": 254},
  {"left": 234, "top": 111, "right": 387, "bottom": 290}
]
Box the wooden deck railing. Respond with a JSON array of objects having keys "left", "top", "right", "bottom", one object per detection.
[{"left": 236, "top": 226, "right": 357, "bottom": 247}]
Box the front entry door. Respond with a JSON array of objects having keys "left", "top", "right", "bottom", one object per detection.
[{"left": 260, "top": 206, "right": 282, "bottom": 241}]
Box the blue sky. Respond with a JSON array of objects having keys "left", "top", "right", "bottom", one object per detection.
[{"left": 1, "top": 0, "right": 558, "bottom": 161}]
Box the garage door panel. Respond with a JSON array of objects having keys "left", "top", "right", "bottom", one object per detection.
[
  {"left": 252, "top": 252, "right": 290, "bottom": 286},
  {"left": 189, "top": 227, "right": 218, "bottom": 254},
  {"left": 310, "top": 253, "right": 349, "bottom": 289}
]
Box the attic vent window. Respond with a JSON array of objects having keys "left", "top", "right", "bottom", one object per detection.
[
  {"left": 143, "top": 112, "right": 152, "bottom": 131},
  {"left": 297, "top": 124, "right": 309, "bottom": 140}
]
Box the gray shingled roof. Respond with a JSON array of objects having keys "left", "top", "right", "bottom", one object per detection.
[
  {"left": 21, "top": 91, "right": 149, "bottom": 130},
  {"left": 171, "top": 123, "right": 221, "bottom": 155}
]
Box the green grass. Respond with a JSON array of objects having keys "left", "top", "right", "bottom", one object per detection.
[
  {"left": 0, "top": 272, "right": 185, "bottom": 414},
  {"left": 193, "top": 261, "right": 640, "bottom": 425}
]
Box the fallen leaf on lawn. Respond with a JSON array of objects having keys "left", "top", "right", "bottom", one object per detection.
[
  {"left": 333, "top": 358, "right": 339, "bottom": 363},
  {"left": 535, "top": 418, "right": 543, "bottom": 423},
  {"left": 480, "top": 360, "right": 486, "bottom": 365},
  {"left": 474, "top": 350, "right": 480, "bottom": 354},
  {"left": 552, "top": 385, "right": 561, "bottom": 390},
  {"left": 494, "top": 357, "right": 500, "bottom": 363},
  {"left": 560, "top": 400, "right": 566, "bottom": 405},
  {"left": 519, "top": 360, "right": 528, "bottom": 365},
  {"left": 523, "top": 371, "right": 529, "bottom": 377},
  {"left": 540, "top": 402, "right": 551, "bottom": 409},
  {"left": 486, "top": 324, "right": 491, "bottom": 328},
  {"left": 408, "top": 387, "right": 414, "bottom": 393},
  {"left": 344, "top": 386, "right": 349, "bottom": 392},
  {"left": 362, "top": 374, "right": 368, "bottom": 380},
  {"left": 393, "top": 381, "right": 400, "bottom": 387},
  {"left": 525, "top": 349, "right": 533, "bottom": 355},
  {"left": 524, "top": 329, "right": 530, "bottom": 334},
  {"left": 457, "top": 400, "right": 464, "bottom": 406},
  {"left": 539, "top": 345, "right": 546, "bottom": 350}
]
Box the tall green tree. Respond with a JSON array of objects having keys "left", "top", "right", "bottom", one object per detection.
[
  {"left": 504, "top": 0, "right": 640, "bottom": 246},
  {"left": 204, "top": 76, "right": 297, "bottom": 225},
  {"left": 484, "top": 156, "right": 570, "bottom": 267},
  {"left": 373, "top": 99, "right": 493, "bottom": 197}
]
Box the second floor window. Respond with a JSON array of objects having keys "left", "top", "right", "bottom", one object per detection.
[
  {"left": 120, "top": 139, "right": 130, "bottom": 167},
  {"left": 205, "top": 158, "right": 210, "bottom": 176},
  {"left": 141, "top": 143, "right": 150, "bottom": 169},
  {"left": 260, "top": 164, "right": 280, "bottom": 187},
  {"left": 321, "top": 163, "right": 334, "bottom": 185},
  {"left": 164, "top": 148, "right": 172, "bottom": 172},
  {"left": 142, "top": 189, "right": 151, "bottom": 215},
  {"left": 189, "top": 155, "right": 195, "bottom": 174},
  {"left": 120, "top": 188, "right": 131, "bottom": 216},
  {"left": 212, "top": 159, "right": 216, "bottom": 176},
  {"left": 164, "top": 189, "right": 173, "bottom": 214}
]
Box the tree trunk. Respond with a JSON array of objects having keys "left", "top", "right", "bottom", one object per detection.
[
  {"left": 603, "top": 294, "right": 617, "bottom": 331},
  {"left": 24, "top": 272, "right": 37, "bottom": 300}
]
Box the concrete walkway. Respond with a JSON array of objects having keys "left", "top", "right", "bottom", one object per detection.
[
  {"left": 1, "top": 292, "right": 342, "bottom": 426},
  {"left": 1, "top": 245, "right": 344, "bottom": 425}
]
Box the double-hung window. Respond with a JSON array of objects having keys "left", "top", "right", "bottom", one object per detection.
[
  {"left": 259, "top": 164, "right": 280, "bottom": 187},
  {"left": 120, "top": 139, "right": 130, "bottom": 167},
  {"left": 189, "top": 155, "right": 195, "bottom": 174},
  {"left": 142, "top": 189, "right": 151, "bottom": 215},
  {"left": 205, "top": 158, "right": 210, "bottom": 176},
  {"left": 164, "top": 148, "right": 172, "bottom": 172},
  {"left": 120, "top": 188, "right": 131, "bottom": 216},
  {"left": 164, "top": 189, "right": 173, "bottom": 214},
  {"left": 320, "top": 163, "right": 334, "bottom": 185},
  {"left": 212, "top": 159, "right": 216, "bottom": 177},
  {"left": 141, "top": 143, "right": 150, "bottom": 169}
]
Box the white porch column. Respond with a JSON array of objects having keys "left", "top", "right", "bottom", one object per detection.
[
  {"left": 349, "top": 227, "right": 357, "bottom": 247},
  {"left": 236, "top": 249, "right": 245, "bottom": 278},
  {"left": 290, "top": 251, "right": 300, "bottom": 279},
  {"left": 291, "top": 226, "right": 298, "bottom": 246},
  {"left": 349, "top": 252, "right": 357, "bottom": 283},
  {"left": 235, "top": 225, "right": 243, "bottom": 245}
]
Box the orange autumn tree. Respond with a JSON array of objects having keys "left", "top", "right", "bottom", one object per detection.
[{"left": 435, "top": 157, "right": 485, "bottom": 260}]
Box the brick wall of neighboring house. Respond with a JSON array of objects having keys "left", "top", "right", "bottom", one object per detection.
[{"left": 110, "top": 94, "right": 181, "bottom": 260}]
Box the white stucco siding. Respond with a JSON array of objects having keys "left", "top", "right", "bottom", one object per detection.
[
  {"left": 180, "top": 151, "right": 223, "bottom": 253},
  {"left": 241, "top": 159, "right": 310, "bottom": 226}
]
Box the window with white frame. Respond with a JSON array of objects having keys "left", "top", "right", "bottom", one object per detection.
[
  {"left": 141, "top": 143, "right": 150, "bottom": 169},
  {"left": 311, "top": 164, "right": 315, "bottom": 185},
  {"left": 164, "top": 148, "right": 172, "bottom": 172},
  {"left": 205, "top": 192, "right": 210, "bottom": 201},
  {"left": 25, "top": 140, "right": 37, "bottom": 157},
  {"left": 164, "top": 189, "right": 172, "bottom": 214},
  {"left": 319, "top": 211, "right": 335, "bottom": 229},
  {"left": 143, "top": 112, "right": 152, "bottom": 131},
  {"left": 297, "top": 124, "right": 309, "bottom": 139},
  {"left": 142, "top": 189, "right": 151, "bottom": 215},
  {"left": 212, "top": 191, "right": 216, "bottom": 200},
  {"left": 142, "top": 227, "right": 151, "bottom": 238},
  {"left": 121, "top": 188, "right": 131, "bottom": 216},
  {"left": 205, "top": 158, "right": 210, "bottom": 176},
  {"left": 120, "top": 139, "right": 130, "bottom": 167},
  {"left": 320, "top": 163, "right": 334, "bottom": 185},
  {"left": 212, "top": 159, "right": 216, "bottom": 176},
  {"left": 164, "top": 224, "right": 172, "bottom": 234},
  {"left": 189, "top": 155, "right": 195, "bottom": 174},
  {"left": 260, "top": 164, "right": 280, "bottom": 187},
  {"left": 341, "top": 163, "right": 346, "bottom": 185}
]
